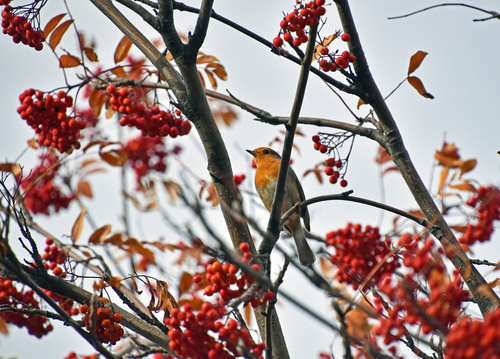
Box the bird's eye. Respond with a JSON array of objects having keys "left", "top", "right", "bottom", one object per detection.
[{"left": 263, "top": 149, "right": 270, "bottom": 154}]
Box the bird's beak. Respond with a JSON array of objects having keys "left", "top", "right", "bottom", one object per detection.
[{"left": 246, "top": 149, "right": 255, "bottom": 157}]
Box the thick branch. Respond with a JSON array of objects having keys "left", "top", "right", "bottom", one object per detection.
[
  {"left": 189, "top": 0, "right": 214, "bottom": 52},
  {"left": 258, "top": 25, "right": 318, "bottom": 257}
]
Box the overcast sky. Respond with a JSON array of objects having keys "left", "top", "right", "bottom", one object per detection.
[{"left": 1, "top": 1, "right": 499, "bottom": 358}]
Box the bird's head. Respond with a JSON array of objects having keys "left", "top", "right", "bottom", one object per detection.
[{"left": 246, "top": 147, "right": 281, "bottom": 166}]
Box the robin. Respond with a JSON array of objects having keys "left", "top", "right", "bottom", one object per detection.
[{"left": 246, "top": 147, "right": 315, "bottom": 266}]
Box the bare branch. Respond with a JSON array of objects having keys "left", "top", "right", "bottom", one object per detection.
[{"left": 388, "top": 3, "right": 500, "bottom": 22}]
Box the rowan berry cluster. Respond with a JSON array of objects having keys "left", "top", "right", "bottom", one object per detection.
[
  {"left": 80, "top": 305, "right": 124, "bottom": 345},
  {"left": 318, "top": 48, "right": 356, "bottom": 73},
  {"left": 122, "top": 135, "right": 168, "bottom": 183},
  {"left": 273, "top": 0, "right": 326, "bottom": 48},
  {"left": 0, "top": 278, "right": 53, "bottom": 338},
  {"left": 41, "top": 238, "right": 67, "bottom": 278},
  {"left": 372, "top": 234, "right": 469, "bottom": 349},
  {"left": 165, "top": 302, "right": 265, "bottom": 359},
  {"left": 20, "top": 153, "right": 75, "bottom": 215},
  {"left": 312, "top": 133, "right": 351, "bottom": 186},
  {"left": 445, "top": 307, "right": 500, "bottom": 359},
  {"left": 1, "top": 5, "right": 44, "bottom": 50},
  {"left": 459, "top": 185, "right": 500, "bottom": 246},
  {"left": 18, "top": 89, "right": 85, "bottom": 153},
  {"left": 325, "top": 223, "right": 399, "bottom": 289},
  {"left": 195, "top": 242, "right": 275, "bottom": 307},
  {"left": 323, "top": 157, "right": 347, "bottom": 186},
  {"left": 106, "top": 85, "right": 192, "bottom": 138}
]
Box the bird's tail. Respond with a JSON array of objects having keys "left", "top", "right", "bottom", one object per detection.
[{"left": 291, "top": 225, "right": 315, "bottom": 266}]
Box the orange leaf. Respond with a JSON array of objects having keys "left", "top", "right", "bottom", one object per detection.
[
  {"left": 345, "top": 307, "right": 371, "bottom": 341},
  {"left": 148, "top": 280, "right": 179, "bottom": 313},
  {"left": 178, "top": 297, "right": 204, "bottom": 310},
  {"left": 88, "top": 225, "right": 112, "bottom": 244},
  {"left": 49, "top": 19, "right": 74, "bottom": 50},
  {"left": 375, "top": 146, "right": 392, "bottom": 165},
  {"left": 103, "top": 233, "right": 126, "bottom": 245},
  {"left": 43, "top": 13, "right": 66, "bottom": 38},
  {"left": 407, "top": 76, "right": 434, "bottom": 99},
  {"left": 460, "top": 159, "right": 477, "bottom": 176},
  {"left": 114, "top": 36, "right": 133, "bottom": 64},
  {"left": 449, "top": 181, "right": 478, "bottom": 193},
  {"left": 0, "top": 318, "right": 8, "bottom": 335},
  {"left": 178, "top": 272, "right": 193, "bottom": 295},
  {"left": 107, "top": 276, "right": 124, "bottom": 288},
  {"left": 244, "top": 303, "right": 253, "bottom": 325},
  {"left": 27, "top": 138, "right": 39, "bottom": 149},
  {"left": 59, "top": 54, "right": 81, "bottom": 68},
  {"left": 313, "top": 32, "right": 339, "bottom": 59},
  {"left": 163, "top": 180, "right": 182, "bottom": 201},
  {"left": 100, "top": 149, "right": 128, "bottom": 167},
  {"left": 408, "top": 50, "right": 428, "bottom": 75},
  {"left": 111, "top": 66, "right": 127, "bottom": 78},
  {"left": 71, "top": 207, "right": 86, "bottom": 242},
  {"left": 357, "top": 98, "right": 366, "bottom": 109},
  {"left": 83, "top": 47, "right": 99, "bottom": 62},
  {"left": 0, "top": 163, "right": 21, "bottom": 177},
  {"left": 204, "top": 69, "right": 217, "bottom": 90},
  {"left": 438, "top": 166, "right": 449, "bottom": 193},
  {"left": 206, "top": 63, "right": 227, "bottom": 81},
  {"left": 89, "top": 89, "right": 105, "bottom": 117},
  {"left": 204, "top": 182, "right": 219, "bottom": 206},
  {"left": 76, "top": 180, "right": 93, "bottom": 198},
  {"left": 197, "top": 55, "right": 218, "bottom": 64}
]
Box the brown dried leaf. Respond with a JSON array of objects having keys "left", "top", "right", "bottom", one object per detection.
[
  {"left": 0, "top": 318, "right": 8, "bottom": 335},
  {"left": 100, "top": 149, "right": 128, "bottom": 167},
  {"left": 114, "top": 36, "right": 133, "bottom": 64},
  {"left": 43, "top": 13, "right": 66, "bottom": 38},
  {"left": 205, "top": 182, "right": 219, "bottom": 206},
  {"left": 163, "top": 180, "right": 182, "bottom": 201},
  {"left": 49, "top": 19, "right": 74, "bottom": 50},
  {"left": 148, "top": 280, "right": 179, "bottom": 314},
  {"left": 375, "top": 146, "right": 392, "bottom": 165},
  {"left": 107, "top": 276, "right": 124, "bottom": 288},
  {"left": 178, "top": 298, "right": 204, "bottom": 311},
  {"left": 59, "top": 54, "right": 81, "bottom": 68},
  {"left": 111, "top": 66, "right": 127, "bottom": 78},
  {"left": 449, "top": 181, "right": 478, "bottom": 193},
  {"left": 197, "top": 55, "right": 218, "bottom": 64},
  {"left": 179, "top": 272, "right": 193, "bottom": 295},
  {"left": 357, "top": 98, "right": 366, "bottom": 109},
  {"left": 206, "top": 63, "right": 228, "bottom": 81},
  {"left": 407, "top": 76, "right": 434, "bottom": 99},
  {"left": 345, "top": 306, "right": 371, "bottom": 341},
  {"left": 27, "top": 138, "right": 39, "bottom": 149},
  {"left": 408, "top": 50, "right": 428, "bottom": 75},
  {"left": 89, "top": 89, "right": 105, "bottom": 117},
  {"left": 313, "top": 32, "right": 339, "bottom": 59},
  {"left": 88, "top": 224, "right": 112, "bottom": 244},
  {"left": 438, "top": 166, "right": 449, "bottom": 193},
  {"left": 460, "top": 159, "right": 477, "bottom": 176},
  {"left": 71, "top": 207, "right": 86, "bottom": 243},
  {"left": 204, "top": 69, "right": 217, "bottom": 90},
  {"left": 0, "top": 163, "right": 21, "bottom": 177},
  {"left": 84, "top": 47, "right": 99, "bottom": 62},
  {"left": 244, "top": 303, "right": 253, "bottom": 325}
]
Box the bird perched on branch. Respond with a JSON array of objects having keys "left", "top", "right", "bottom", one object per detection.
[{"left": 246, "top": 147, "right": 315, "bottom": 266}]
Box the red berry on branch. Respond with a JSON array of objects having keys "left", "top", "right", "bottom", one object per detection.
[
  {"left": 341, "top": 33, "right": 351, "bottom": 42},
  {"left": 273, "top": 36, "right": 283, "bottom": 47}
]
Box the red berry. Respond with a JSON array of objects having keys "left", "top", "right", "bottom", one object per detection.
[
  {"left": 320, "top": 47, "right": 329, "bottom": 56},
  {"left": 312, "top": 135, "right": 320, "bottom": 143},
  {"left": 341, "top": 33, "right": 351, "bottom": 42},
  {"left": 340, "top": 179, "right": 348, "bottom": 187},
  {"left": 283, "top": 32, "right": 293, "bottom": 42},
  {"left": 319, "top": 144, "right": 328, "bottom": 153},
  {"left": 273, "top": 37, "right": 283, "bottom": 47}
]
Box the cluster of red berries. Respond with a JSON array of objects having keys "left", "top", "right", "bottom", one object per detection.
[
  {"left": 80, "top": 305, "right": 124, "bottom": 345},
  {"left": 1, "top": 6, "right": 44, "bottom": 50},
  {"left": 18, "top": 89, "right": 85, "bottom": 153},
  {"left": 233, "top": 173, "right": 246, "bottom": 190},
  {"left": 312, "top": 134, "right": 349, "bottom": 186},
  {"left": 0, "top": 278, "right": 54, "bottom": 338},
  {"left": 273, "top": 0, "right": 326, "bottom": 48},
  {"left": 325, "top": 223, "right": 399, "bottom": 289},
  {"left": 20, "top": 153, "right": 75, "bottom": 215},
  {"left": 316, "top": 33, "right": 356, "bottom": 72},
  {"left": 165, "top": 302, "right": 265, "bottom": 359},
  {"left": 323, "top": 157, "right": 347, "bottom": 186},
  {"left": 122, "top": 135, "right": 168, "bottom": 183},
  {"left": 445, "top": 307, "right": 500, "bottom": 359},
  {"left": 106, "top": 85, "right": 192, "bottom": 138},
  {"left": 459, "top": 185, "right": 500, "bottom": 246},
  {"left": 45, "top": 290, "right": 79, "bottom": 316},
  {"left": 41, "top": 238, "right": 67, "bottom": 278},
  {"left": 372, "top": 234, "right": 469, "bottom": 348},
  {"left": 64, "top": 352, "right": 99, "bottom": 359},
  {"left": 195, "top": 242, "right": 275, "bottom": 307}
]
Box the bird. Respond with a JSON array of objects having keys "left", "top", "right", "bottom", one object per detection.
[{"left": 246, "top": 147, "right": 315, "bottom": 266}]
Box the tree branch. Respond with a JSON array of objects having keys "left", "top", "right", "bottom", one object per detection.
[
  {"left": 334, "top": 0, "right": 500, "bottom": 315},
  {"left": 188, "top": 0, "right": 214, "bottom": 52}
]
